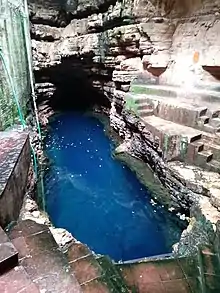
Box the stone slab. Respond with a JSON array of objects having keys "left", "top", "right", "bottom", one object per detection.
[
  {"left": 0, "top": 130, "right": 31, "bottom": 228},
  {"left": 69, "top": 255, "right": 103, "bottom": 285},
  {"left": 66, "top": 242, "right": 92, "bottom": 262},
  {"left": 142, "top": 115, "right": 202, "bottom": 139},
  {"left": 0, "top": 227, "right": 18, "bottom": 275},
  {"left": 118, "top": 257, "right": 196, "bottom": 293},
  {"left": 8, "top": 220, "right": 82, "bottom": 293},
  {"left": 0, "top": 266, "right": 40, "bottom": 293}
]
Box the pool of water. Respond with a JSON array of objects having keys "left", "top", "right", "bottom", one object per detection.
[{"left": 44, "top": 112, "right": 184, "bottom": 261}]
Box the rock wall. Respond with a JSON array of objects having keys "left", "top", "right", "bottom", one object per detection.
[
  {"left": 31, "top": 0, "right": 220, "bottom": 104},
  {"left": 31, "top": 0, "right": 220, "bottom": 222}
]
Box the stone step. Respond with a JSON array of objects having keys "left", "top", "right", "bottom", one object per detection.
[
  {"left": 133, "top": 92, "right": 208, "bottom": 117},
  {"left": 131, "top": 91, "right": 209, "bottom": 129},
  {"left": 130, "top": 85, "right": 220, "bottom": 134},
  {"left": 8, "top": 220, "right": 83, "bottom": 293},
  {"left": 186, "top": 137, "right": 220, "bottom": 171},
  {"left": 197, "top": 114, "right": 220, "bottom": 133},
  {"left": 138, "top": 108, "right": 154, "bottom": 117},
  {"left": 118, "top": 256, "right": 200, "bottom": 293},
  {"left": 130, "top": 84, "right": 178, "bottom": 98},
  {"left": 196, "top": 150, "right": 213, "bottom": 167},
  {"left": 130, "top": 83, "right": 220, "bottom": 102},
  {"left": 66, "top": 242, "right": 92, "bottom": 263},
  {"left": 209, "top": 117, "right": 220, "bottom": 128},
  {"left": 186, "top": 139, "right": 205, "bottom": 163},
  {"left": 210, "top": 110, "right": 220, "bottom": 118},
  {"left": 81, "top": 277, "right": 116, "bottom": 293},
  {"left": 142, "top": 115, "right": 203, "bottom": 161},
  {"left": 137, "top": 103, "right": 154, "bottom": 111},
  {"left": 189, "top": 137, "right": 220, "bottom": 156},
  {"left": 206, "top": 159, "right": 220, "bottom": 173},
  {"left": 68, "top": 254, "right": 103, "bottom": 285},
  {"left": 140, "top": 115, "right": 220, "bottom": 170},
  {"left": 66, "top": 241, "right": 130, "bottom": 293},
  {"left": 133, "top": 94, "right": 161, "bottom": 105},
  {"left": 142, "top": 116, "right": 202, "bottom": 141},
  {"left": 96, "top": 256, "right": 130, "bottom": 293},
  {"left": 0, "top": 226, "right": 18, "bottom": 275},
  {"left": 202, "top": 124, "right": 220, "bottom": 134},
  {"left": 197, "top": 115, "right": 210, "bottom": 126},
  {"left": 155, "top": 101, "right": 207, "bottom": 129},
  {"left": 202, "top": 139, "right": 220, "bottom": 161},
  {"left": 0, "top": 265, "right": 40, "bottom": 293}
]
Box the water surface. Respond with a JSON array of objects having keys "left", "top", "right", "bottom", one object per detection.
[{"left": 44, "top": 112, "right": 183, "bottom": 261}]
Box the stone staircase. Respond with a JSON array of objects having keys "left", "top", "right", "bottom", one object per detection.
[
  {"left": 187, "top": 138, "right": 220, "bottom": 172},
  {"left": 65, "top": 239, "right": 129, "bottom": 293},
  {"left": 0, "top": 219, "right": 130, "bottom": 293},
  {"left": 0, "top": 219, "right": 219, "bottom": 292},
  {"left": 126, "top": 84, "right": 220, "bottom": 172}
]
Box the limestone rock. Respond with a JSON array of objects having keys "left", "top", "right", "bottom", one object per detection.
[
  {"left": 31, "top": 24, "right": 62, "bottom": 41},
  {"left": 49, "top": 227, "right": 75, "bottom": 248},
  {"left": 120, "top": 57, "right": 143, "bottom": 71},
  {"left": 88, "top": 13, "right": 103, "bottom": 31},
  {"left": 210, "top": 188, "right": 220, "bottom": 211},
  {"left": 112, "top": 70, "right": 140, "bottom": 82},
  {"left": 62, "top": 18, "right": 88, "bottom": 38},
  {"left": 58, "top": 33, "right": 103, "bottom": 57}
]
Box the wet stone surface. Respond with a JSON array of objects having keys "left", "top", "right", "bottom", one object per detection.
[{"left": 7, "top": 220, "right": 82, "bottom": 293}]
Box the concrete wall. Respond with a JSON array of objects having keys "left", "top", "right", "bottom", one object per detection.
[{"left": 0, "top": 132, "right": 31, "bottom": 228}]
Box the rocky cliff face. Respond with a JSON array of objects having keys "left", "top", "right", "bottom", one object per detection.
[
  {"left": 31, "top": 0, "right": 220, "bottom": 118},
  {"left": 31, "top": 0, "right": 220, "bottom": 230},
  {"left": 31, "top": 1, "right": 220, "bottom": 91}
]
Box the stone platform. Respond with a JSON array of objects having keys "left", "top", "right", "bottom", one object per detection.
[
  {"left": 0, "top": 220, "right": 130, "bottom": 293},
  {"left": 0, "top": 219, "right": 219, "bottom": 292},
  {"left": 0, "top": 129, "right": 31, "bottom": 228}
]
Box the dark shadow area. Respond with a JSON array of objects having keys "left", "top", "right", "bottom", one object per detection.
[{"left": 35, "top": 56, "right": 111, "bottom": 111}]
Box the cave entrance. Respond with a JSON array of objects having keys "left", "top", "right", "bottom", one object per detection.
[{"left": 35, "top": 57, "right": 111, "bottom": 112}]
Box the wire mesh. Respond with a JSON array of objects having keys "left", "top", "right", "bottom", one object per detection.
[{"left": 0, "top": 0, "right": 31, "bottom": 130}]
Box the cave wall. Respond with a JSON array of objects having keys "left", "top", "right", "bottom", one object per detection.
[
  {"left": 31, "top": 0, "right": 220, "bottom": 111},
  {"left": 30, "top": 0, "right": 220, "bottom": 235}
]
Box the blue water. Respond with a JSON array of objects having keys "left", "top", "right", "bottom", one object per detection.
[{"left": 44, "top": 112, "right": 183, "bottom": 261}]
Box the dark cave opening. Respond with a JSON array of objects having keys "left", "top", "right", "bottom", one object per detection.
[{"left": 35, "top": 56, "right": 112, "bottom": 112}]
